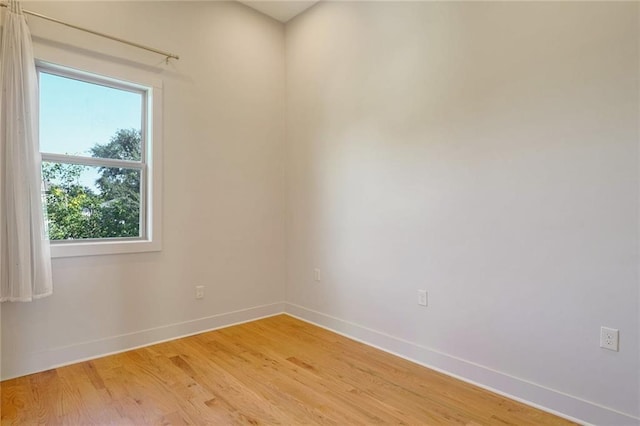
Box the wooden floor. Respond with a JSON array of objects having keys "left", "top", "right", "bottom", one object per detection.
[{"left": 1, "top": 315, "right": 575, "bottom": 425}]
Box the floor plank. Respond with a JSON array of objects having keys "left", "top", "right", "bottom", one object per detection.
[{"left": 1, "top": 314, "right": 576, "bottom": 425}]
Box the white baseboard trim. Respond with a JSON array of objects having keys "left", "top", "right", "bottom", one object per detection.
[
  {"left": 1, "top": 302, "right": 286, "bottom": 381},
  {"left": 284, "top": 303, "right": 640, "bottom": 426}
]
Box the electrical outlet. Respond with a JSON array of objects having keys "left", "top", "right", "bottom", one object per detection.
[
  {"left": 600, "top": 326, "right": 619, "bottom": 351},
  {"left": 195, "top": 285, "right": 204, "bottom": 300},
  {"left": 314, "top": 268, "right": 321, "bottom": 282},
  {"left": 418, "top": 290, "right": 428, "bottom": 307}
]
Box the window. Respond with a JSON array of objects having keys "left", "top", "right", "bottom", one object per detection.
[{"left": 37, "top": 62, "right": 162, "bottom": 257}]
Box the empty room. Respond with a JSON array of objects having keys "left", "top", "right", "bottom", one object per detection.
[{"left": 0, "top": 0, "right": 638, "bottom": 424}]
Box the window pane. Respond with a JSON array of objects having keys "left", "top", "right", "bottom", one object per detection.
[
  {"left": 39, "top": 72, "right": 143, "bottom": 160},
  {"left": 43, "top": 162, "right": 141, "bottom": 240}
]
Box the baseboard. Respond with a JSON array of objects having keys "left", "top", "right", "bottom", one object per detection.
[
  {"left": 284, "top": 303, "right": 640, "bottom": 426},
  {"left": 4, "top": 300, "right": 637, "bottom": 425},
  {"left": 1, "top": 302, "right": 286, "bottom": 381}
]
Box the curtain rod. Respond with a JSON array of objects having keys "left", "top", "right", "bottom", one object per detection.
[{"left": 0, "top": 3, "right": 179, "bottom": 62}]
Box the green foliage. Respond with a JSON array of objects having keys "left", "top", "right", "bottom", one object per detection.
[
  {"left": 43, "top": 129, "right": 142, "bottom": 240},
  {"left": 90, "top": 129, "right": 141, "bottom": 162}
]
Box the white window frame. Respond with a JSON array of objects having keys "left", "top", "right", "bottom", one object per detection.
[{"left": 37, "top": 60, "right": 163, "bottom": 258}]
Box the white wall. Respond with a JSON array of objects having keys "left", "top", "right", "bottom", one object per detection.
[
  {"left": 285, "top": 2, "right": 639, "bottom": 423},
  {"left": 1, "top": 1, "right": 286, "bottom": 378}
]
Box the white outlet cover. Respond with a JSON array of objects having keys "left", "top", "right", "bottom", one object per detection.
[
  {"left": 195, "top": 285, "right": 204, "bottom": 300},
  {"left": 418, "top": 290, "right": 428, "bottom": 306},
  {"left": 600, "top": 326, "right": 619, "bottom": 351}
]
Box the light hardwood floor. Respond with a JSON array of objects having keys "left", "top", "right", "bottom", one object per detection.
[{"left": 1, "top": 314, "right": 575, "bottom": 425}]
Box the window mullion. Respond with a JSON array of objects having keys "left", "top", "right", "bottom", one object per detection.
[{"left": 41, "top": 153, "right": 144, "bottom": 169}]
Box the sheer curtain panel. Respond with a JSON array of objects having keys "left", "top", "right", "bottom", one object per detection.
[{"left": 0, "top": 0, "right": 53, "bottom": 302}]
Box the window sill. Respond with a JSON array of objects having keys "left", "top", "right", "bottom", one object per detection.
[{"left": 50, "top": 239, "right": 161, "bottom": 258}]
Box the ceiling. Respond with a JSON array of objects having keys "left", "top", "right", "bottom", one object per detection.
[{"left": 238, "top": 1, "right": 320, "bottom": 23}]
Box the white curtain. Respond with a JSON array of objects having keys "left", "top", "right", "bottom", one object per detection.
[{"left": 0, "top": 0, "right": 52, "bottom": 302}]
